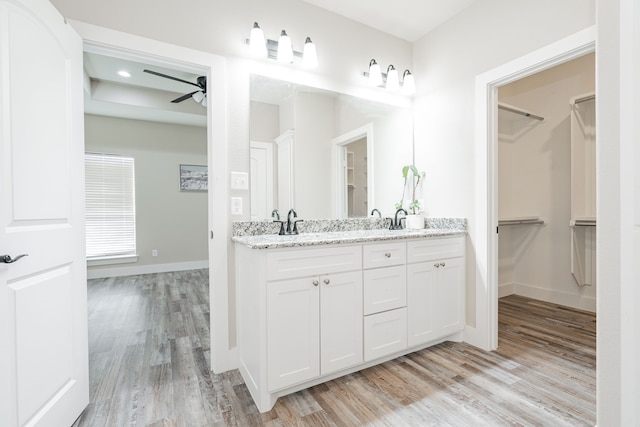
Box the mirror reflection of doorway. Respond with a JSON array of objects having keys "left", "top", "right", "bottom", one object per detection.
[
  {"left": 333, "top": 123, "right": 374, "bottom": 218},
  {"left": 345, "top": 138, "right": 368, "bottom": 217}
]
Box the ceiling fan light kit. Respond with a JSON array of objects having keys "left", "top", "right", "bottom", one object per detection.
[
  {"left": 143, "top": 69, "right": 207, "bottom": 106},
  {"left": 247, "top": 22, "right": 318, "bottom": 68}
]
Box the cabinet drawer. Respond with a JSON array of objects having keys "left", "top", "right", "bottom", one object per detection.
[
  {"left": 407, "top": 236, "right": 464, "bottom": 264},
  {"left": 364, "top": 308, "right": 407, "bottom": 361},
  {"left": 362, "top": 241, "right": 406, "bottom": 269},
  {"left": 363, "top": 265, "right": 407, "bottom": 315},
  {"left": 267, "top": 245, "right": 362, "bottom": 281}
]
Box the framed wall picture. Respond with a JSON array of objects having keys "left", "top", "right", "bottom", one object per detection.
[{"left": 179, "top": 164, "right": 208, "bottom": 191}]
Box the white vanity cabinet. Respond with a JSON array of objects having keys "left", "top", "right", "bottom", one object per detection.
[
  {"left": 235, "top": 234, "right": 465, "bottom": 413},
  {"left": 407, "top": 237, "right": 465, "bottom": 347}
]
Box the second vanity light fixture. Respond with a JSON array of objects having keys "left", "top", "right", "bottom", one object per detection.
[
  {"left": 365, "top": 59, "right": 415, "bottom": 95},
  {"left": 248, "top": 22, "right": 318, "bottom": 68}
]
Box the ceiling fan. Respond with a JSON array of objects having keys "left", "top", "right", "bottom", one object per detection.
[{"left": 143, "top": 69, "right": 207, "bottom": 106}]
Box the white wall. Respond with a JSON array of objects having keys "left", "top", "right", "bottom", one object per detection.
[
  {"left": 84, "top": 114, "right": 208, "bottom": 277},
  {"left": 412, "top": 0, "right": 595, "bottom": 328},
  {"left": 497, "top": 53, "right": 595, "bottom": 311}
]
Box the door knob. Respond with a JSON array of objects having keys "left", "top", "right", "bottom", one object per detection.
[{"left": 1, "top": 254, "right": 28, "bottom": 264}]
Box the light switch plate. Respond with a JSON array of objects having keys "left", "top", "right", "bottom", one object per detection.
[
  {"left": 230, "top": 172, "right": 249, "bottom": 190},
  {"left": 231, "top": 197, "right": 243, "bottom": 215}
]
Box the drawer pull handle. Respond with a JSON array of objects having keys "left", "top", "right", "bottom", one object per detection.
[
  {"left": 323, "top": 279, "right": 330, "bottom": 285},
  {"left": 384, "top": 252, "right": 391, "bottom": 258},
  {"left": 312, "top": 279, "right": 319, "bottom": 286},
  {"left": 440, "top": 262, "right": 446, "bottom": 267}
]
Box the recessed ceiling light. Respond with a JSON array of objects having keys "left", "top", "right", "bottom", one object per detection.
[{"left": 117, "top": 70, "right": 131, "bottom": 78}]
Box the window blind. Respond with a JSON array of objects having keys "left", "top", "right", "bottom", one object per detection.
[{"left": 85, "top": 153, "right": 136, "bottom": 258}]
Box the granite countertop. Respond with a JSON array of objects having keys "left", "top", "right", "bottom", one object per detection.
[{"left": 232, "top": 227, "right": 466, "bottom": 250}]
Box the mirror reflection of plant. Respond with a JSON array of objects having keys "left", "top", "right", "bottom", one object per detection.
[{"left": 395, "top": 164, "right": 425, "bottom": 214}]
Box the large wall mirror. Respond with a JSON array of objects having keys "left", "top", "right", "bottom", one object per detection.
[{"left": 249, "top": 74, "right": 413, "bottom": 220}]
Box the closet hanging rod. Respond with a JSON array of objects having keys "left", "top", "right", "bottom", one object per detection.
[
  {"left": 573, "top": 94, "right": 596, "bottom": 105},
  {"left": 498, "top": 219, "right": 545, "bottom": 226},
  {"left": 570, "top": 219, "right": 597, "bottom": 227},
  {"left": 497, "top": 103, "right": 544, "bottom": 121}
]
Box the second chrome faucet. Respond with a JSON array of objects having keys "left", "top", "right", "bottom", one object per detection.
[{"left": 273, "top": 208, "right": 304, "bottom": 235}]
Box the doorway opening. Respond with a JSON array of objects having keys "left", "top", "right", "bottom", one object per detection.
[
  {"left": 74, "top": 21, "right": 233, "bottom": 375},
  {"left": 496, "top": 53, "right": 596, "bottom": 344},
  {"left": 472, "top": 27, "right": 595, "bottom": 351},
  {"left": 333, "top": 123, "right": 374, "bottom": 218}
]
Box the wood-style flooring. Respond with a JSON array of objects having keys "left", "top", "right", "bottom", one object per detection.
[{"left": 74, "top": 270, "right": 596, "bottom": 426}]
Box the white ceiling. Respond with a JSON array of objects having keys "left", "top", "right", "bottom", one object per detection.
[
  {"left": 303, "top": 0, "right": 479, "bottom": 42},
  {"left": 83, "top": 52, "right": 207, "bottom": 127}
]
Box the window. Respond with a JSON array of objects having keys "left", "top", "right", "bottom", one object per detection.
[{"left": 85, "top": 153, "right": 136, "bottom": 259}]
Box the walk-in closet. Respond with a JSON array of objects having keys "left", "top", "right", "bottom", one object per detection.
[{"left": 497, "top": 53, "right": 596, "bottom": 313}]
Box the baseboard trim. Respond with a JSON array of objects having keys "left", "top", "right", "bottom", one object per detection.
[
  {"left": 502, "top": 282, "right": 596, "bottom": 313},
  {"left": 87, "top": 260, "right": 209, "bottom": 279},
  {"left": 498, "top": 282, "right": 515, "bottom": 298}
]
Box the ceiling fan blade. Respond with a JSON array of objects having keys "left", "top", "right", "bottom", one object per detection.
[
  {"left": 171, "top": 91, "right": 200, "bottom": 103},
  {"left": 144, "top": 69, "right": 200, "bottom": 88}
]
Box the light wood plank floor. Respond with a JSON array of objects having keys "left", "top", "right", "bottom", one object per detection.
[{"left": 74, "top": 270, "right": 595, "bottom": 426}]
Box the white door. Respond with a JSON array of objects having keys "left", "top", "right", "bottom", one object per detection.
[
  {"left": 267, "top": 277, "right": 319, "bottom": 390},
  {"left": 250, "top": 141, "right": 274, "bottom": 220},
  {"left": 320, "top": 271, "right": 362, "bottom": 375},
  {"left": 0, "top": 0, "right": 88, "bottom": 426}
]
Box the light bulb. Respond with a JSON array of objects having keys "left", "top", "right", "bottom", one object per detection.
[
  {"left": 402, "top": 70, "right": 415, "bottom": 95},
  {"left": 385, "top": 65, "right": 399, "bottom": 91},
  {"left": 192, "top": 91, "right": 204, "bottom": 103},
  {"left": 302, "top": 37, "right": 318, "bottom": 68},
  {"left": 368, "top": 59, "right": 383, "bottom": 87},
  {"left": 249, "top": 22, "right": 267, "bottom": 57},
  {"left": 277, "top": 30, "right": 293, "bottom": 63}
]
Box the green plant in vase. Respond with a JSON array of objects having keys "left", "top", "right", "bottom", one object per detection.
[{"left": 395, "top": 164, "right": 424, "bottom": 214}]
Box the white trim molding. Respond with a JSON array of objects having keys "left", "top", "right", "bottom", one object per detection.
[{"left": 87, "top": 260, "right": 209, "bottom": 279}]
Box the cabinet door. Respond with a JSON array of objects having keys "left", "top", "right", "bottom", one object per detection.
[
  {"left": 267, "top": 277, "right": 320, "bottom": 391},
  {"left": 320, "top": 271, "right": 363, "bottom": 375},
  {"left": 437, "top": 257, "right": 465, "bottom": 336},
  {"left": 407, "top": 262, "right": 438, "bottom": 346}
]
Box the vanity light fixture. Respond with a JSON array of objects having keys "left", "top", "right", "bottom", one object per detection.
[
  {"left": 385, "top": 65, "right": 399, "bottom": 91},
  {"left": 368, "top": 59, "right": 383, "bottom": 87},
  {"left": 277, "top": 30, "right": 293, "bottom": 63},
  {"left": 247, "top": 22, "right": 318, "bottom": 68},
  {"left": 302, "top": 37, "right": 318, "bottom": 68},
  {"left": 364, "top": 59, "right": 415, "bottom": 95},
  {"left": 401, "top": 69, "right": 415, "bottom": 95},
  {"left": 249, "top": 22, "right": 267, "bottom": 57}
]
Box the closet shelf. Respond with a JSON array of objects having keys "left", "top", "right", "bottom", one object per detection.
[
  {"left": 498, "top": 102, "right": 544, "bottom": 121},
  {"left": 570, "top": 218, "right": 596, "bottom": 227},
  {"left": 498, "top": 217, "right": 545, "bottom": 226}
]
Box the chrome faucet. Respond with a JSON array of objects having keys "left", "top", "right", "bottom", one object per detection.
[
  {"left": 389, "top": 208, "right": 407, "bottom": 230},
  {"left": 285, "top": 208, "right": 303, "bottom": 235},
  {"left": 271, "top": 209, "right": 280, "bottom": 220},
  {"left": 370, "top": 208, "right": 382, "bottom": 218}
]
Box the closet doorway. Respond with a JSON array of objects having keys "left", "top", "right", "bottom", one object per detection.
[{"left": 496, "top": 53, "right": 596, "bottom": 317}]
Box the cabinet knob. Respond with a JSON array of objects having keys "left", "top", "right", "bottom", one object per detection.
[
  {"left": 312, "top": 279, "right": 319, "bottom": 286},
  {"left": 434, "top": 263, "right": 439, "bottom": 268},
  {"left": 440, "top": 262, "right": 446, "bottom": 267},
  {"left": 323, "top": 278, "right": 330, "bottom": 285},
  {"left": 384, "top": 252, "right": 391, "bottom": 258}
]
